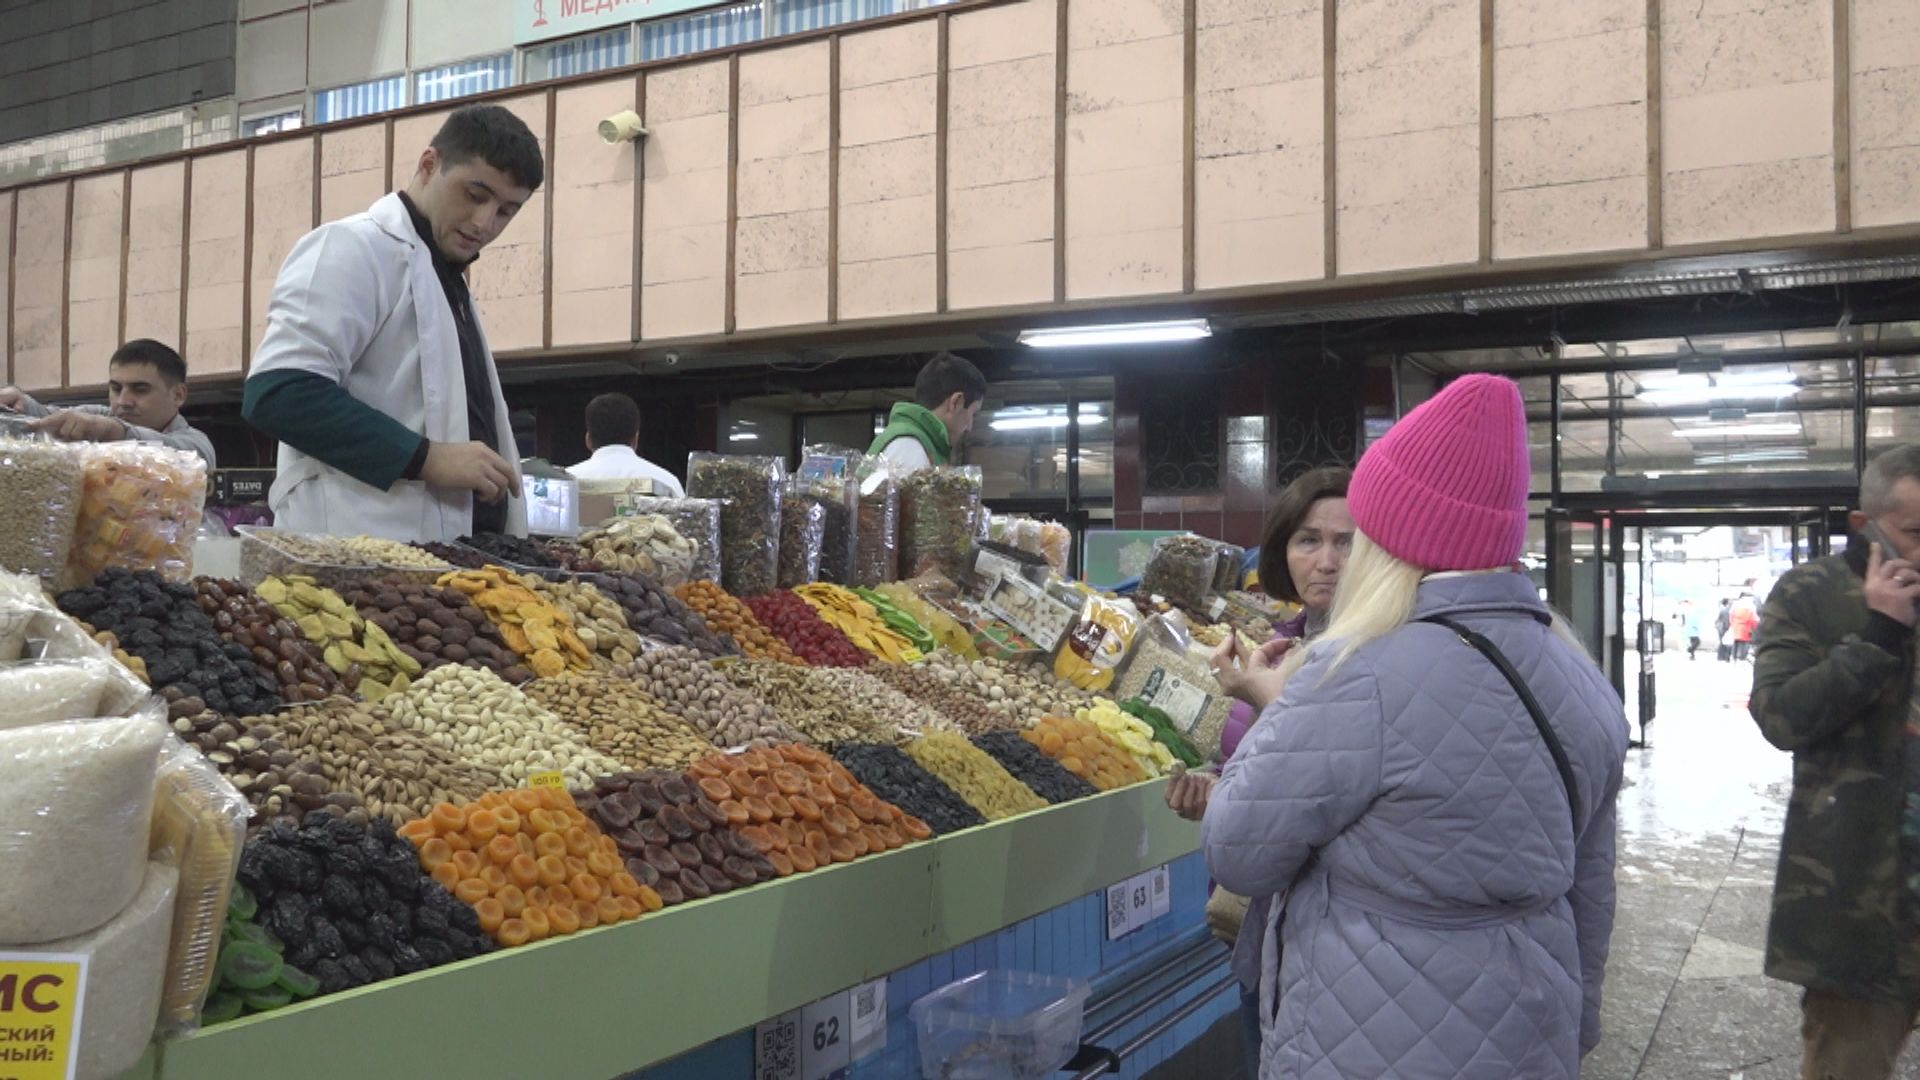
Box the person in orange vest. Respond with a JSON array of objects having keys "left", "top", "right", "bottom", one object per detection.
[{"left": 1731, "top": 594, "right": 1759, "bottom": 661}]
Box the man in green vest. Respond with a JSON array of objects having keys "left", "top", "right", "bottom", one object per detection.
[{"left": 868, "top": 352, "right": 988, "bottom": 476}]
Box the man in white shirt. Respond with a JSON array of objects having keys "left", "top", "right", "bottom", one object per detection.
[
  {"left": 567, "top": 393, "right": 685, "bottom": 497},
  {"left": 868, "top": 352, "right": 988, "bottom": 477}
]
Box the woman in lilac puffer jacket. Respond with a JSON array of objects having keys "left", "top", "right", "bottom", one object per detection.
[{"left": 1203, "top": 375, "right": 1628, "bottom": 1078}]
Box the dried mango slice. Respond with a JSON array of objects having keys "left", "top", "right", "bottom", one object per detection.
[{"left": 529, "top": 649, "right": 568, "bottom": 678}]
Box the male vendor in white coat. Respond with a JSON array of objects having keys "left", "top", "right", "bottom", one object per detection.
[{"left": 242, "top": 105, "right": 541, "bottom": 541}]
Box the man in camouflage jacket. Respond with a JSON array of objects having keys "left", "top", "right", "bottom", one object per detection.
[{"left": 1752, "top": 444, "right": 1920, "bottom": 1079}]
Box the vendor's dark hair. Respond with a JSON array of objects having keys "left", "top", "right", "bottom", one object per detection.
[
  {"left": 914, "top": 353, "right": 988, "bottom": 410},
  {"left": 585, "top": 393, "right": 641, "bottom": 449},
  {"left": 110, "top": 339, "right": 186, "bottom": 386},
  {"left": 1256, "top": 466, "right": 1352, "bottom": 605},
  {"left": 431, "top": 104, "right": 545, "bottom": 190}
]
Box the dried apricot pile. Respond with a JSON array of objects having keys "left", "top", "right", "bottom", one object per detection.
[
  {"left": 399, "top": 787, "right": 660, "bottom": 948},
  {"left": 437, "top": 568, "right": 593, "bottom": 679},
  {"left": 1023, "top": 715, "right": 1149, "bottom": 791},
  {"left": 686, "top": 743, "right": 930, "bottom": 877},
  {"left": 673, "top": 581, "right": 802, "bottom": 665}
]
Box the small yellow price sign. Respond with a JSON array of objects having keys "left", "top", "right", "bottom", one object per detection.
[
  {"left": 528, "top": 771, "right": 566, "bottom": 792},
  {"left": 900, "top": 648, "right": 926, "bottom": 664},
  {"left": 0, "top": 953, "right": 86, "bottom": 1080}
]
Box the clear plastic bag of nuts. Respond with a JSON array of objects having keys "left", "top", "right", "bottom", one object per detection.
[
  {"left": 0, "top": 436, "right": 85, "bottom": 590},
  {"left": 686, "top": 453, "right": 785, "bottom": 596},
  {"left": 777, "top": 489, "right": 828, "bottom": 588},
  {"left": 900, "top": 466, "right": 981, "bottom": 580},
  {"left": 852, "top": 454, "right": 898, "bottom": 587},
  {"left": 796, "top": 445, "right": 861, "bottom": 584}
]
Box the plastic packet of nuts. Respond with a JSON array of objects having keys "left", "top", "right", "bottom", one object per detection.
[
  {"left": 685, "top": 454, "right": 784, "bottom": 596},
  {"left": 0, "top": 436, "right": 85, "bottom": 591},
  {"left": 796, "top": 445, "right": 861, "bottom": 584}
]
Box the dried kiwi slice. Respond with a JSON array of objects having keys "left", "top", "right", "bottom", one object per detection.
[
  {"left": 227, "top": 883, "right": 258, "bottom": 921},
  {"left": 226, "top": 920, "right": 283, "bottom": 953},
  {"left": 276, "top": 964, "right": 321, "bottom": 999},
  {"left": 218, "top": 941, "right": 284, "bottom": 991},
  {"left": 202, "top": 991, "right": 244, "bottom": 1025},
  {"left": 242, "top": 985, "right": 293, "bottom": 1011}
]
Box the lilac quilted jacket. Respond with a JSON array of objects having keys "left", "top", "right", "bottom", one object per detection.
[{"left": 1203, "top": 572, "right": 1628, "bottom": 1078}]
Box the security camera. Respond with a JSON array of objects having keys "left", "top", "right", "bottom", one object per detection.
[{"left": 599, "top": 110, "right": 647, "bottom": 144}]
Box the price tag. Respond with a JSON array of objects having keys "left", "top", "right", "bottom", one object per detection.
[
  {"left": 527, "top": 771, "right": 566, "bottom": 791},
  {"left": 1126, "top": 874, "right": 1154, "bottom": 931},
  {"left": 1149, "top": 865, "right": 1172, "bottom": 920},
  {"left": 0, "top": 953, "right": 87, "bottom": 1080},
  {"left": 899, "top": 648, "right": 925, "bottom": 664},
  {"left": 800, "top": 991, "right": 853, "bottom": 1080},
  {"left": 849, "top": 978, "right": 888, "bottom": 1061}
]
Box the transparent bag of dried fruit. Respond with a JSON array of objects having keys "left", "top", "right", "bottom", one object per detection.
[
  {"left": 900, "top": 466, "right": 983, "bottom": 580},
  {"left": 686, "top": 453, "right": 785, "bottom": 596},
  {"left": 68, "top": 441, "right": 209, "bottom": 586}
]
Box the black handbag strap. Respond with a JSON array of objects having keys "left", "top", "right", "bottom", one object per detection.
[{"left": 1422, "top": 614, "right": 1582, "bottom": 836}]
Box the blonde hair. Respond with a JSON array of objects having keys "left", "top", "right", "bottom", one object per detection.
[{"left": 1280, "top": 531, "right": 1424, "bottom": 682}]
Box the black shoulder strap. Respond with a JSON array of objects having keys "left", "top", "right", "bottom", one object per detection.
[{"left": 1423, "top": 614, "right": 1583, "bottom": 836}]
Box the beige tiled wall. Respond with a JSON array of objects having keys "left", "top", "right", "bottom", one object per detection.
[
  {"left": 390, "top": 110, "right": 449, "bottom": 192},
  {"left": 1335, "top": 0, "right": 1481, "bottom": 274},
  {"left": 186, "top": 151, "right": 249, "bottom": 379},
  {"left": 1065, "top": 0, "right": 1185, "bottom": 299},
  {"left": 946, "top": 0, "right": 1058, "bottom": 310},
  {"left": 0, "top": 193, "right": 9, "bottom": 383},
  {"left": 249, "top": 139, "right": 317, "bottom": 357},
  {"left": 641, "top": 62, "right": 731, "bottom": 340},
  {"left": 1661, "top": 0, "right": 1834, "bottom": 245},
  {"left": 466, "top": 95, "right": 549, "bottom": 353},
  {"left": 837, "top": 20, "right": 939, "bottom": 321},
  {"left": 319, "top": 125, "right": 388, "bottom": 223},
  {"left": 552, "top": 77, "right": 641, "bottom": 349},
  {"left": 67, "top": 174, "right": 126, "bottom": 381},
  {"left": 1851, "top": 0, "right": 1920, "bottom": 228},
  {"left": 1492, "top": 0, "right": 1647, "bottom": 259},
  {"left": 12, "top": 184, "right": 67, "bottom": 392},
  {"left": 734, "top": 43, "right": 832, "bottom": 331},
  {"left": 1195, "top": 0, "right": 1325, "bottom": 288},
  {"left": 124, "top": 162, "right": 186, "bottom": 349}
]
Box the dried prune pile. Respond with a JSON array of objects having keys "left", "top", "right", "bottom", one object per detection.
[
  {"left": 830, "top": 743, "right": 985, "bottom": 836},
  {"left": 459, "top": 532, "right": 557, "bottom": 568},
  {"left": 574, "top": 769, "right": 776, "bottom": 907},
  {"left": 236, "top": 816, "right": 491, "bottom": 996},
  {"left": 973, "top": 731, "right": 1098, "bottom": 805},
  {"left": 59, "top": 567, "right": 282, "bottom": 716}
]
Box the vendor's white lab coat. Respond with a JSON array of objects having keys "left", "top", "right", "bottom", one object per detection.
[{"left": 250, "top": 193, "right": 525, "bottom": 541}]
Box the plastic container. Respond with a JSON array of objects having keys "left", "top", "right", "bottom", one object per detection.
[
  {"left": 68, "top": 441, "right": 208, "bottom": 585},
  {"left": 910, "top": 969, "right": 1090, "bottom": 1080},
  {"left": 235, "top": 526, "right": 445, "bottom": 592},
  {"left": 629, "top": 496, "right": 725, "bottom": 584},
  {"left": 777, "top": 492, "right": 828, "bottom": 588}
]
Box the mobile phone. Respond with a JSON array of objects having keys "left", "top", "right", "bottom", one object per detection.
[{"left": 1860, "top": 521, "right": 1897, "bottom": 560}]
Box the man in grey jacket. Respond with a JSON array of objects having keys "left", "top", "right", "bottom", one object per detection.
[{"left": 0, "top": 339, "right": 216, "bottom": 468}]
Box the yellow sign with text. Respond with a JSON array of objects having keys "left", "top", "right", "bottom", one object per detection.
[
  {"left": 528, "top": 771, "right": 566, "bottom": 792},
  {"left": 0, "top": 953, "right": 86, "bottom": 1080}
]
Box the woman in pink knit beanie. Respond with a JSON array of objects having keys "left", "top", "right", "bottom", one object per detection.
[{"left": 1201, "top": 374, "right": 1630, "bottom": 1078}]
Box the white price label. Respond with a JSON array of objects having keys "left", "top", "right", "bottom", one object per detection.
[
  {"left": 800, "top": 991, "right": 853, "bottom": 1080},
  {"left": 1126, "top": 874, "right": 1153, "bottom": 931},
  {"left": 850, "top": 978, "right": 888, "bottom": 1060}
]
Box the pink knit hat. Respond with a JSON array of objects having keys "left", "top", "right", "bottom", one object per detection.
[{"left": 1348, "top": 373, "right": 1529, "bottom": 571}]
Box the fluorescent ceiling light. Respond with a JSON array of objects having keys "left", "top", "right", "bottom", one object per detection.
[
  {"left": 990, "top": 414, "right": 1109, "bottom": 432},
  {"left": 1671, "top": 422, "right": 1803, "bottom": 438},
  {"left": 1638, "top": 381, "right": 1799, "bottom": 407},
  {"left": 1018, "top": 319, "right": 1211, "bottom": 349},
  {"left": 1693, "top": 447, "right": 1811, "bottom": 465},
  {"left": 728, "top": 432, "right": 759, "bottom": 442}
]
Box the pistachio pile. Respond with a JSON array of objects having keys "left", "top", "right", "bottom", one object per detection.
[
  {"left": 921, "top": 652, "right": 1094, "bottom": 726},
  {"left": 803, "top": 666, "right": 955, "bottom": 742},
  {"left": 249, "top": 698, "right": 504, "bottom": 824},
  {"left": 719, "top": 660, "right": 885, "bottom": 745},
  {"left": 522, "top": 672, "right": 716, "bottom": 770},
  {"left": 174, "top": 709, "right": 370, "bottom": 831},
  {"left": 379, "top": 665, "right": 621, "bottom": 788},
  {"left": 614, "top": 647, "right": 801, "bottom": 747},
  {"left": 256, "top": 574, "right": 421, "bottom": 701},
  {"left": 522, "top": 577, "right": 642, "bottom": 669},
  {"left": 864, "top": 661, "right": 1017, "bottom": 735},
  {"left": 576, "top": 515, "right": 698, "bottom": 583}
]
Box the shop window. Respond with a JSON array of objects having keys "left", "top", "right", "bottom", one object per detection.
[
  {"left": 524, "top": 27, "right": 632, "bottom": 82},
  {"left": 1141, "top": 387, "right": 1220, "bottom": 495},
  {"left": 770, "top": 0, "right": 958, "bottom": 34},
  {"left": 415, "top": 54, "right": 514, "bottom": 105},
  {"left": 313, "top": 75, "right": 407, "bottom": 124},
  {"left": 242, "top": 110, "right": 303, "bottom": 138},
  {"left": 969, "top": 403, "right": 1108, "bottom": 501},
  {"left": 640, "top": 4, "right": 764, "bottom": 63},
  {"left": 799, "top": 411, "right": 879, "bottom": 453}
]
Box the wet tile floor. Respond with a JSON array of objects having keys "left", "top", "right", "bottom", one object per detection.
[{"left": 1591, "top": 652, "right": 1920, "bottom": 1078}]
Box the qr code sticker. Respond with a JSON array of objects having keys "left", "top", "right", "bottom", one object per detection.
[
  {"left": 1106, "top": 882, "right": 1130, "bottom": 938},
  {"left": 757, "top": 1015, "right": 799, "bottom": 1080},
  {"left": 855, "top": 984, "right": 879, "bottom": 1022}
]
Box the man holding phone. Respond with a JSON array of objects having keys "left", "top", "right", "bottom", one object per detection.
[{"left": 1750, "top": 444, "right": 1920, "bottom": 1078}]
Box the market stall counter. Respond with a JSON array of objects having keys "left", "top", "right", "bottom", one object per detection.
[{"left": 116, "top": 781, "right": 1195, "bottom": 1080}]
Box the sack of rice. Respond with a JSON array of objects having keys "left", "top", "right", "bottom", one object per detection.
[
  {"left": 0, "top": 708, "right": 167, "bottom": 943},
  {"left": 14, "top": 860, "right": 179, "bottom": 1080},
  {"left": 0, "top": 658, "right": 147, "bottom": 731}
]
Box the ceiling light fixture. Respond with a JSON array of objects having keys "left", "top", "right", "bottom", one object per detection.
[
  {"left": 1017, "top": 319, "right": 1212, "bottom": 349},
  {"left": 1637, "top": 381, "right": 1800, "bottom": 407},
  {"left": 1670, "top": 422, "right": 1803, "bottom": 438}
]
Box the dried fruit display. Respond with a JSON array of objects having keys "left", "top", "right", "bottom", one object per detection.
[
  {"left": 398, "top": 788, "right": 657, "bottom": 948},
  {"left": 58, "top": 568, "right": 283, "bottom": 716},
  {"left": 686, "top": 744, "right": 927, "bottom": 880},
  {"left": 573, "top": 768, "right": 777, "bottom": 907},
  {"left": 674, "top": 580, "right": 800, "bottom": 664},
  {"left": 438, "top": 567, "right": 594, "bottom": 678},
  {"left": 742, "top": 590, "right": 868, "bottom": 668},
  {"left": 255, "top": 574, "right": 420, "bottom": 702}
]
